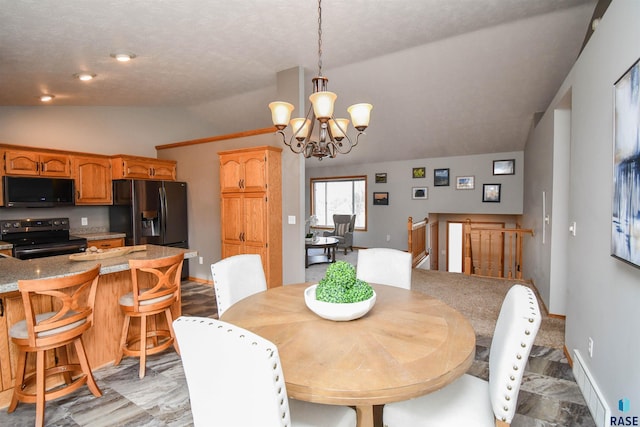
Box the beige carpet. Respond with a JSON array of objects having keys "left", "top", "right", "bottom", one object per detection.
[
  {"left": 410, "top": 269, "right": 565, "bottom": 349},
  {"left": 306, "top": 248, "right": 565, "bottom": 350}
]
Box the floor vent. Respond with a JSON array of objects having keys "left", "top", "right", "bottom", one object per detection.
[{"left": 573, "top": 349, "right": 611, "bottom": 427}]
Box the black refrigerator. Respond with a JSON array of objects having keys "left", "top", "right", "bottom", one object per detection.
[{"left": 109, "top": 180, "right": 189, "bottom": 278}]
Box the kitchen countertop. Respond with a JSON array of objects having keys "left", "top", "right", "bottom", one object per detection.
[
  {"left": 0, "top": 241, "right": 11, "bottom": 250},
  {"left": 76, "top": 232, "right": 127, "bottom": 241},
  {"left": 0, "top": 244, "right": 197, "bottom": 294}
]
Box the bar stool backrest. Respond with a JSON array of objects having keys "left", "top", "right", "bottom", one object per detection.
[
  {"left": 129, "top": 253, "right": 184, "bottom": 313},
  {"left": 17, "top": 264, "right": 101, "bottom": 348}
]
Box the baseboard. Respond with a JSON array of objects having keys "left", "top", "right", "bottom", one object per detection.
[
  {"left": 564, "top": 345, "right": 573, "bottom": 367},
  {"left": 186, "top": 276, "right": 212, "bottom": 285}
]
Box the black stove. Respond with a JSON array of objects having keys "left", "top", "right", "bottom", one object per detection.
[{"left": 0, "top": 217, "right": 87, "bottom": 260}]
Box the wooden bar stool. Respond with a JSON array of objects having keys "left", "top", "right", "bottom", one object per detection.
[
  {"left": 114, "top": 253, "right": 183, "bottom": 378},
  {"left": 8, "top": 264, "right": 102, "bottom": 427}
]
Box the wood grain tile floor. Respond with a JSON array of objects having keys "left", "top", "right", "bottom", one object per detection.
[{"left": 3, "top": 279, "right": 595, "bottom": 426}]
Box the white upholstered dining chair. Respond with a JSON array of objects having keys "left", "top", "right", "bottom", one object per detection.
[
  {"left": 173, "top": 316, "right": 357, "bottom": 427},
  {"left": 356, "top": 248, "right": 412, "bottom": 289},
  {"left": 382, "top": 284, "right": 541, "bottom": 427},
  {"left": 210, "top": 254, "right": 267, "bottom": 317}
]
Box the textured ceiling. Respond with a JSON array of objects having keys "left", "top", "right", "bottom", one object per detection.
[{"left": 0, "top": 0, "right": 598, "bottom": 166}]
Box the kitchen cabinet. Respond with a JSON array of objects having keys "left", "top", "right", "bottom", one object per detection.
[
  {"left": 88, "top": 238, "right": 124, "bottom": 250},
  {"left": 0, "top": 249, "right": 11, "bottom": 257},
  {"left": 72, "top": 155, "right": 113, "bottom": 205},
  {"left": 111, "top": 155, "right": 176, "bottom": 181},
  {"left": 0, "top": 292, "right": 55, "bottom": 394},
  {"left": 220, "top": 149, "right": 272, "bottom": 193},
  {"left": 3, "top": 149, "right": 71, "bottom": 177},
  {"left": 219, "top": 146, "right": 282, "bottom": 288}
]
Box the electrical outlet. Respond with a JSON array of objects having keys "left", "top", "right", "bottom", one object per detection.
[
  {"left": 588, "top": 337, "right": 594, "bottom": 357},
  {"left": 81, "top": 217, "right": 88, "bottom": 226},
  {"left": 386, "top": 234, "right": 391, "bottom": 242},
  {"left": 198, "top": 256, "right": 203, "bottom": 265},
  {"left": 288, "top": 215, "right": 296, "bottom": 225}
]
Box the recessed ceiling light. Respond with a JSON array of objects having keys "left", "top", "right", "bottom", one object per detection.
[
  {"left": 74, "top": 72, "right": 96, "bottom": 81},
  {"left": 39, "top": 94, "right": 55, "bottom": 102},
  {"left": 110, "top": 52, "right": 136, "bottom": 62}
]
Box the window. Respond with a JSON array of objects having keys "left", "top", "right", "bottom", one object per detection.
[{"left": 311, "top": 176, "right": 367, "bottom": 230}]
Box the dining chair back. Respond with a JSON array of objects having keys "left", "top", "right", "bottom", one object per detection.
[
  {"left": 173, "top": 316, "right": 356, "bottom": 427},
  {"left": 382, "top": 284, "right": 541, "bottom": 427},
  {"left": 114, "top": 252, "right": 183, "bottom": 378},
  {"left": 356, "top": 247, "right": 412, "bottom": 289},
  {"left": 210, "top": 254, "right": 267, "bottom": 317},
  {"left": 8, "top": 264, "right": 103, "bottom": 427}
]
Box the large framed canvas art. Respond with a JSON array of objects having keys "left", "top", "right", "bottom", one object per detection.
[{"left": 612, "top": 58, "right": 640, "bottom": 268}]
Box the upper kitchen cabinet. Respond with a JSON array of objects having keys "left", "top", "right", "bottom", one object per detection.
[
  {"left": 219, "top": 146, "right": 278, "bottom": 193},
  {"left": 111, "top": 155, "right": 176, "bottom": 181},
  {"left": 72, "top": 155, "right": 112, "bottom": 205},
  {"left": 3, "top": 149, "right": 71, "bottom": 177}
]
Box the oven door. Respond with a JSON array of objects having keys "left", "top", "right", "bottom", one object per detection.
[{"left": 13, "top": 241, "right": 87, "bottom": 260}]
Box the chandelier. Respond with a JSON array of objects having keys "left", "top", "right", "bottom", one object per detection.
[{"left": 269, "top": 0, "right": 372, "bottom": 160}]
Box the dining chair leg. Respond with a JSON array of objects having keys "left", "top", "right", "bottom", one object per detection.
[
  {"left": 139, "top": 315, "right": 147, "bottom": 379},
  {"left": 7, "top": 350, "right": 27, "bottom": 413},
  {"left": 35, "top": 350, "right": 46, "bottom": 427},
  {"left": 74, "top": 337, "right": 102, "bottom": 397}
]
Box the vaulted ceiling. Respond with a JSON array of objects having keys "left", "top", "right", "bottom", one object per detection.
[{"left": 0, "top": 0, "right": 600, "bottom": 166}]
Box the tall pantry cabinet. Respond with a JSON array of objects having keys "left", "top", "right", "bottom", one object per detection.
[{"left": 218, "top": 146, "right": 282, "bottom": 288}]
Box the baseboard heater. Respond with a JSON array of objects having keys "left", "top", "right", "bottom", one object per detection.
[{"left": 573, "top": 349, "right": 611, "bottom": 427}]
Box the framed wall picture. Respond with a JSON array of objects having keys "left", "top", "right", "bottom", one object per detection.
[
  {"left": 434, "top": 168, "right": 450, "bottom": 186},
  {"left": 483, "top": 184, "right": 501, "bottom": 202},
  {"left": 412, "top": 167, "right": 426, "bottom": 179},
  {"left": 456, "top": 176, "right": 475, "bottom": 190},
  {"left": 493, "top": 159, "right": 515, "bottom": 175},
  {"left": 373, "top": 192, "right": 389, "bottom": 205},
  {"left": 375, "top": 172, "right": 387, "bottom": 183},
  {"left": 412, "top": 187, "right": 428, "bottom": 199},
  {"left": 612, "top": 57, "right": 640, "bottom": 268}
]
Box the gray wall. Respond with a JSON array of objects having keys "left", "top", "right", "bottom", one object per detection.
[
  {"left": 158, "top": 134, "right": 306, "bottom": 286},
  {"left": 524, "top": 0, "right": 640, "bottom": 413},
  {"left": 306, "top": 151, "right": 524, "bottom": 250}
]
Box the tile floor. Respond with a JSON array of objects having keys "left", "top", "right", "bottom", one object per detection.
[{"left": 4, "top": 281, "right": 596, "bottom": 426}]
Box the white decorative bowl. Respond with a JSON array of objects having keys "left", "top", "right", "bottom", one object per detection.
[{"left": 304, "top": 284, "right": 376, "bottom": 321}]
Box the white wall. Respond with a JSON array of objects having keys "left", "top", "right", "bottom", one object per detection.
[
  {"left": 526, "top": 0, "right": 640, "bottom": 415},
  {"left": 306, "top": 150, "right": 524, "bottom": 250}
]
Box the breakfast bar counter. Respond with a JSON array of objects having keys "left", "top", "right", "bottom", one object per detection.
[{"left": 0, "top": 244, "right": 197, "bottom": 406}]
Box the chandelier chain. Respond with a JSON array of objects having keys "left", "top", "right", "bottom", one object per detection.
[{"left": 317, "top": 0, "right": 323, "bottom": 76}]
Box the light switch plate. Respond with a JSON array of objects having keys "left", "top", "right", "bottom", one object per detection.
[{"left": 288, "top": 215, "right": 296, "bottom": 225}]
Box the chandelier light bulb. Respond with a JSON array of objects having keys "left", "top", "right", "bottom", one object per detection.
[
  {"left": 347, "top": 103, "right": 373, "bottom": 131},
  {"left": 309, "top": 91, "right": 337, "bottom": 121},
  {"left": 39, "top": 94, "right": 55, "bottom": 102},
  {"left": 329, "top": 118, "right": 350, "bottom": 140},
  {"left": 269, "top": 102, "right": 294, "bottom": 130},
  {"left": 290, "top": 118, "right": 311, "bottom": 141}
]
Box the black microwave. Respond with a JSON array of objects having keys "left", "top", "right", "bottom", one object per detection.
[{"left": 3, "top": 176, "right": 75, "bottom": 207}]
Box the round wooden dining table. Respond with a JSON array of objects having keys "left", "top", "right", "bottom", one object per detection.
[{"left": 221, "top": 283, "right": 476, "bottom": 427}]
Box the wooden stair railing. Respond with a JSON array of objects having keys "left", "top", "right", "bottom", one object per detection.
[
  {"left": 463, "top": 219, "right": 534, "bottom": 280},
  {"left": 408, "top": 217, "right": 428, "bottom": 268}
]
